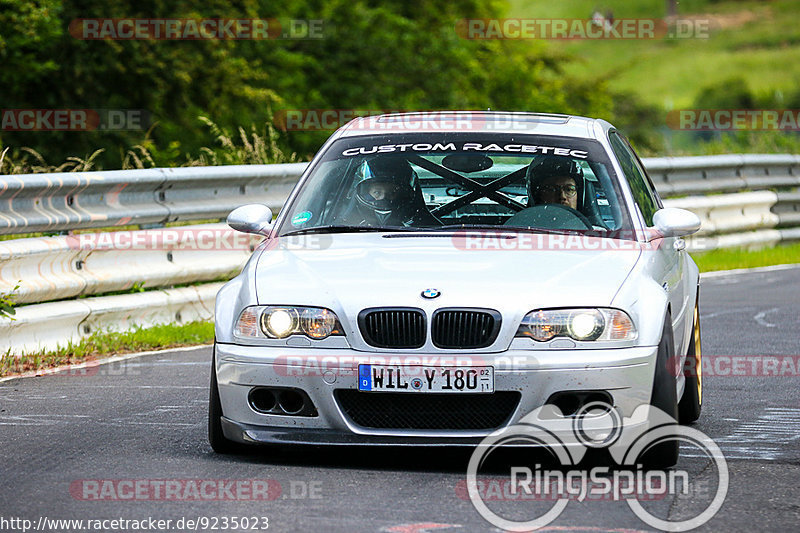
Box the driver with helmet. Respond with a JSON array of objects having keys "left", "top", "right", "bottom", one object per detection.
[
  {"left": 339, "top": 157, "right": 440, "bottom": 227},
  {"left": 526, "top": 155, "right": 606, "bottom": 228}
]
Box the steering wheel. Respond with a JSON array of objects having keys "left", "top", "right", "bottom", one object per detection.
[{"left": 503, "top": 203, "right": 594, "bottom": 230}]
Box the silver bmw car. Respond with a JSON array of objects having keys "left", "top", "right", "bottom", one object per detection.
[{"left": 209, "top": 112, "right": 703, "bottom": 464}]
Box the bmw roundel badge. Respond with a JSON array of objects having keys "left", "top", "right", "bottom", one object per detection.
[{"left": 421, "top": 288, "right": 441, "bottom": 299}]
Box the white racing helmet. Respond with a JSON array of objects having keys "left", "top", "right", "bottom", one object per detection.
[{"left": 354, "top": 157, "right": 418, "bottom": 220}]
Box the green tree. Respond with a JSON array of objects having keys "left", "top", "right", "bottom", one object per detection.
[{"left": 1, "top": 0, "right": 619, "bottom": 166}]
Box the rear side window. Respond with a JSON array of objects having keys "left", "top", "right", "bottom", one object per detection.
[{"left": 609, "top": 131, "right": 659, "bottom": 226}]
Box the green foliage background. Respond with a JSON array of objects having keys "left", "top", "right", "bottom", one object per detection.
[
  {"left": 2, "top": 0, "right": 800, "bottom": 170},
  {"left": 0, "top": 0, "right": 626, "bottom": 168}
]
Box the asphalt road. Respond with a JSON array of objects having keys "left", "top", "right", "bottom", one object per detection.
[{"left": 1, "top": 265, "right": 799, "bottom": 532}]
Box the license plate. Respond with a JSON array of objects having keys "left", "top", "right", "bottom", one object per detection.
[{"left": 358, "top": 365, "right": 494, "bottom": 393}]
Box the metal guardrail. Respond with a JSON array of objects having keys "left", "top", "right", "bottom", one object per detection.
[
  {"left": 2, "top": 154, "right": 799, "bottom": 354},
  {"left": 665, "top": 191, "right": 778, "bottom": 233},
  {"left": 2, "top": 155, "right": 799, "bottom": 233},
  {"left": 1, "top": 155, "right": 799, "bottom": 234},
  {"left": 774, "top": 191, "right": 800, "bottom": 227},
  {"left": 664, "top": 192, "right": 784, "bottom": 251},
  {"left": 643, "top": 154, "right": 800, "bottom": 196},
  {"left": 0, "top": 224, "right": 258, "bottom": 305},
  {"left": 0, "top": 164, "right": 305, "bottom": 234},
  {"left": 3, "top": 283, "right": 222, "bottom": 355}
]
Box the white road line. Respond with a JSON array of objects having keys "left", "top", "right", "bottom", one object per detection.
[
  {"left": 701, "top": 307, "right": 755, "bottom": 320},
  {"left": 101, "top": 421, "right": 197, "bottom": 427},
  {"left": 75, "top": 385, "right": 206, "bottom": 389},
  {"left": 0, "top": 414, "right": 92, "bottom": 426},
  {"left": 686, "top": 407, "right": 800, "bottom": 461},
  {"left": 700, "top": 263, "right": 800, "bottom": 279},
  {"left": 753, "top": 307, "right": 779, "bottom": 327},
  {"left": 127, "top": 361, "right": 208, "bottom": 366}
]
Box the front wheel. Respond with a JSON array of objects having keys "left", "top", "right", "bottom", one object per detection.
[
  {"left": 208, "top": 347, "right": 240, "bottom": 454},
  {"left": 643, "top": 314, "right": 680, "bottom": 468},
  {"left": 678, "top": 302, "right": 702, "bottom": 424}
]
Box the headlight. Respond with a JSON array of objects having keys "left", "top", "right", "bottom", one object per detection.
[
  {"left": 567, "top": 309, "right": 604, "bottom": 341},
  {"left": 262, "top": 308, "right": 299, "bottom": 338},
  {"left": 234, "top": 306, "right": 344, "bottom": 340},
  {"left": 300, "top": 307, "right": 338, "bottom": 339},
  {"left": 516, "top": 308, "right": 636, "bottom": 342}
]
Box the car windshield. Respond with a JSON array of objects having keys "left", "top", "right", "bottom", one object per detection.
[{"left": 278, "top": 133, "right": 632, "bottom": 236}]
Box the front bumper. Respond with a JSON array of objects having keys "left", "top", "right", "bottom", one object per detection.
[{"left": 214, "top": 342, "right": 657, "bottom": 446}]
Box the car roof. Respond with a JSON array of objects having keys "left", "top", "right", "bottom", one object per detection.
[{"left": 336, "top": 111, "right": 614, "bottom": 140}]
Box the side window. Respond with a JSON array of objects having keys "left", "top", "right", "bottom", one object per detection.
[
  {"left": 609, "top": 131, "right": 659, "bottom": 226},
  {"left": 623, "top": 136, "right": 663, "bottom": 208}
]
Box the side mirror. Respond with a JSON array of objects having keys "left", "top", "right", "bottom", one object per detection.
[
  {"left": 227, "top": 204, "right": 274, "bottom": 235},
  {"left": 653, "top": 207, "right": 701, "bottom": 238}
]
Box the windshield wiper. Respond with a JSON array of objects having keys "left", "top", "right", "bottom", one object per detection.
[
  {"left": 431, "top": 224, "right": 580, "bottom": 235},
  {"left": 281, "top": 225, "right": 420, "bottom": 236}
]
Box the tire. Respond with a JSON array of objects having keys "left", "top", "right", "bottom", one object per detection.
[
  {"left": 208, "top": 347, "right": 240, "bottom": 454},
  {"left": 642, "top": 314, "right": 680, "bottom": 469},
  {"left": 678, "top": 302, "right": 702, "bottom": 424}
]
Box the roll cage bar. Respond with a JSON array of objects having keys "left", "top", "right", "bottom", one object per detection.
[{"left": 406, "top": 154, "right": 528, "bottom": 217}]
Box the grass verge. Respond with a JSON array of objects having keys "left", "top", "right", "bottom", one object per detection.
[
  {"left": 692, "top": 241, "right": 800, "bottom": 272},
  {"left": 0, "top": 321, "right": 214, "bottom": 377}
]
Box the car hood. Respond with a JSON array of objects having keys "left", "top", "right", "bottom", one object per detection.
[{"left": 254, "top": 232, "right": 642, "bottom": 315}]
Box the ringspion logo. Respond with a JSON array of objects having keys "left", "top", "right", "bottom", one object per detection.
[{"left": 466, "top": 404, "right": 728, "bottom": 531}]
